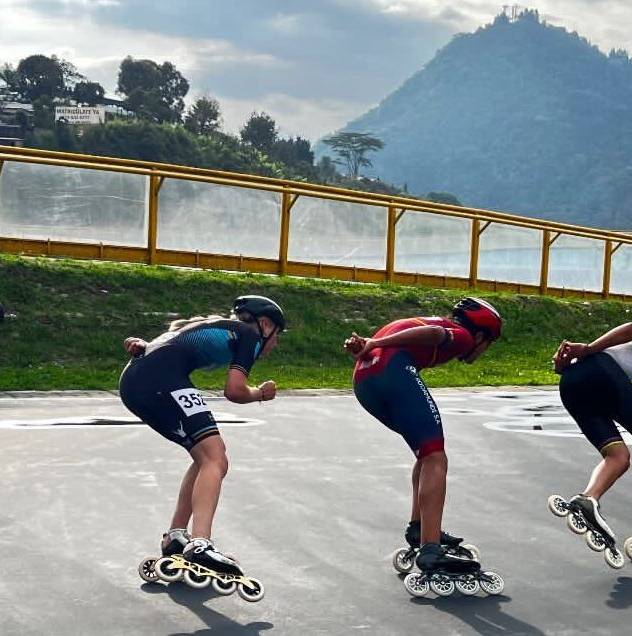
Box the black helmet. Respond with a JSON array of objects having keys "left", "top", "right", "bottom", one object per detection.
[{"left": 232, "top": 295, "right": 286, "bottom": 332}]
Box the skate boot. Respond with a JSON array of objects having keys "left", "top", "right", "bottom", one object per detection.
[
  {"left": 548, "top": 493, "right": 624, "bottom": 569},
  {"left": 441, "top": 530, "right": 481, "bottom": 561},
  {"left": 138, "top": 527, "right": 190, "bottom": 583},
  {"left": 404, "top": 543, "right": 504, "bottom": 598},
  {"left": 183, "top": 538, "right": 243, "bottom": 575},
  {"left": 162, "top": 528, "right": 190, "bottom": 556},
  {"left": 416, "top": 542, "right": 479, "bottom": 574},
  {"left": 155, "top": 537, "right": 265, "bottom": 601},
  {"left": 392, "top": 522, "right": 480, "bottom": 573}
]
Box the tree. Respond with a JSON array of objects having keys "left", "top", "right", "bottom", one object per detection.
[
  {"left": 184, "top": 96, "right": 221, "bottom": 135},
  {"left": 425, "top": 191, "right": 462, "bottom": 206},
  {"left": 1, "top": 55, "right": 84, "bottom": 101},
  {"left": 73, "top": 81, "right": 105, "bottom": 105},
  {"left": 272, "top": 136, "right": 314, "bottom": 167},
  {"left": 322, "top": 132, "right": 384, "bottom": 178},
  {"left": 316, "top": 156, "right": 339, "bottom": 183},
  {"left": 117, "top": 56, "right": 189, "bottom": 123},
  {"left": 9, "top": 55, "right": 64, "bottom": 101},
  {"left": 240, "top": 111, "right": 278, "bottom": 153}
]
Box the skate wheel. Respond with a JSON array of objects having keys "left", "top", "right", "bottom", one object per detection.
[
  {"left": 211, "top": 577, "right": 237, "bottom": 596},
  {"left": 605, "top": 548, "right": 625, "bottom": 570},
  {"left": 548, "top": 494, "right": 568, "bottom": 517},
  {"left": 461, "top": 543, "right": 481, "bottom": 562},
  {"left": 183, "top": 569, "right": 212, "bottom": 589},
  {"left": 586, "top": 530, "right": 606, "bottom": 552},
  {"left": 456, "top": 575, "right": 480, "bottom": 596},
  {"left": 566, "top": 512, "right": 587, "bottom": 535},
  {"left": 155, "top": 557, "right": 184, "bottom": 583},
  {"left": 404, "top": 573, "right": 429, "bottom": 598},
  {"left": 392, "top": 548, "right": 415, "bottom": 573},
  {"left": 430, "top": 576, "right": 455, "bottom": 597},
  {"left": 480, "top": 571, "right": 505, "bottom": 595},
  {"left": 624, "top": 537, "right": 632, "bottom": 560},
  {"left": 138, "top": 557, "right": 159, "bottom": 583},
  {"left": 237, "top": 578, "right": 265, "bottom": 602}
]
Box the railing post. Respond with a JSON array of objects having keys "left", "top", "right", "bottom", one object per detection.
[
  {"left": 603, "top": 240, "right": 613, "bottom": 299},
  {"left": 147, "top": 171, "right": 159, "bottom": 265},
  {"left": 540, "top": 230, "right": 551, "bottom": 295},
  {"left": 469, "top": 218, "right": 480, "bottom": 288},
  {"left": 386, "top": 205, "right": 397, "bottom": 282},
  {"left": 278, "top": 187, "right": 292, "bottom": 276}
]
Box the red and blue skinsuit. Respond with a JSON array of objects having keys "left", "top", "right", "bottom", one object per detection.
[{"left": 353, "top": 317, "right": 474, "bottom": 457}]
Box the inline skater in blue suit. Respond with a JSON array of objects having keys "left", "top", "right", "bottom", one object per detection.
[{"left": 120, "top": 295, "right": 284, "bottom": 595}]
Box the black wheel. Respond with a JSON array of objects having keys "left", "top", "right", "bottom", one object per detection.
[{"left": 138, "top": 557, "right": 159, "bottom": 583}]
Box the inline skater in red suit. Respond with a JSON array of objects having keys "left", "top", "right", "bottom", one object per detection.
[{"left": 345, "top": 298, "right": 502, "bottom": 574}]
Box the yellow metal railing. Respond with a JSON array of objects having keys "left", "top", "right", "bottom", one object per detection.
[{"left": 1, "top": 144, "right": 631, "bottom": 300}]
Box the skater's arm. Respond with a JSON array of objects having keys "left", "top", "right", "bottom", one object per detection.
[
  {"left": 553, "top": 323, "right": 632, "bottom": 372},
  {"left": 224, "top": 368, "right": 276, "bottom": 403},
  {"left": 585, "top": 323, "right": 632, "bottom": 354},
  {"left": 350, "top": 326, "right": 449, "bottom": 359}
]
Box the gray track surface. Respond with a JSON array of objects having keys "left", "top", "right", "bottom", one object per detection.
[{"left": 2, "top": 389, "right": 632, "bottom": 635}]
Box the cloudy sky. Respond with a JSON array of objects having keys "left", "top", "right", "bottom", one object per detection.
[{"left": 3, "top": 1, "right": 632, "bottom": 140}]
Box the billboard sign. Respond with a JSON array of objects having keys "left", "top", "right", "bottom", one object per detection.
[{"left": 55, "top": 106, "right": 105, "bottom": 125}]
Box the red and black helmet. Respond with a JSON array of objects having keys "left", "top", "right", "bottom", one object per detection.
[{"left": 452, "top": 297, "right": 502, "bottom": 341}]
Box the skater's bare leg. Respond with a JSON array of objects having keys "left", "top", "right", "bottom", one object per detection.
[
  {"left": 410, "top": 459, "right": 421, "bottom": 521},
  {"left": 583, "top": 443, "right": 630, "bottom": 500},
  {"left": 169, "top": 461, "right": 198, "bottom": 530},
  {"left": 418, "top": 451, "right": 448, "bottom": 544},
  {"left": 189, "top": 435, "right": 229, "bottom": 538}
]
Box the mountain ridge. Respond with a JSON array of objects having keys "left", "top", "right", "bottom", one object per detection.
[{"left": 324, "top": 10, "right": 632, "bottom": 229}]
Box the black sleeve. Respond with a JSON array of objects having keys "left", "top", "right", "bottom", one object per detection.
[{"left": 228, "top": 322, "right": 261, "bottom": 377}]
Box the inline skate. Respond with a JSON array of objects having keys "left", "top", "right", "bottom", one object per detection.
[
  {"left": 392, "top": 521, "right": 481, "bottom": 574},
  {"left": 548, "top": 494, "right": 624, "bottom": 569},
  {"left": 138, "top": 528, "right": 190, "bottom": 583},
  {"left": 154, "top": 538, "right": 265, "bottom": 602},
  {"left": 404, "top": 543, "right": 504, "bottom": 598}
]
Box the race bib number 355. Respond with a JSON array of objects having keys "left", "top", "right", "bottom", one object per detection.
[{"left": 170, "top": 389, "right": 211, "bottom": 416}]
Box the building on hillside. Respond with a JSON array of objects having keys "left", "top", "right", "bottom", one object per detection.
[{"left": 0, "top": 102, "right": 34, "bottom": 146}]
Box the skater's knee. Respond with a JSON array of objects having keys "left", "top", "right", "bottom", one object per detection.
[
  {"left": 417, "top": 438, "right": 445, "bottom": 462},
  {"left": 419, "top": 448, "right": 447, "bottom": 471},
  {"left": 190, "top": 435, "right": 229, "bottom": 476}
]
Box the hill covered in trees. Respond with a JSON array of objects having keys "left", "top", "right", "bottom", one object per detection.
[{"left": 328, "top": 10, "right": 632, "bottom": 229}]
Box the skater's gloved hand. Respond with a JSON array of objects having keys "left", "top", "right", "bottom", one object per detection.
[
  {"left": 124, "top": 336, "right": 147, "bottom": 358},
  {"left": 552, "top": 340, "right": 589, "bottom": 373},
  {"left": 257, "top": 380, "right": 277, "bottom": 401}
]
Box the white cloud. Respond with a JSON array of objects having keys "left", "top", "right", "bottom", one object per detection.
[
  {"left": 1, "top": 2, "right": 288, "bottom": 95},
  {"left": 350, "top": 0, "right": 632, "bottom": 51},
  {"left": 4, "top": 0, "right": 632, "bottom": 141},
  {"left": 218, "top": 93, "right": 368, "bottom": 142}
]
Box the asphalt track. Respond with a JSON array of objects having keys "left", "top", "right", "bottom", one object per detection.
[{"left": 2, "top": 388, "right": 632, "bottom": 636}]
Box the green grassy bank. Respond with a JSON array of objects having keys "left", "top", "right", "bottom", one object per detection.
[{"left": 0, "top": 254, "right": 628, "bottom": 391}]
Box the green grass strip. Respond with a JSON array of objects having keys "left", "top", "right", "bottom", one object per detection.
[{"left": 0, "top": 253, "right": 628, "bottom": 390}]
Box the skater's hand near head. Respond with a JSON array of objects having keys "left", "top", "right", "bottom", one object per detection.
[
  {"left": 124, "top": 336, "right": 147, "bottom": 358},
  {"left": 552, "top": 340, "right": 588, "bottom": 373},
  {"left": 258, "top": 380, "right": 276, "bottom": 401}
]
